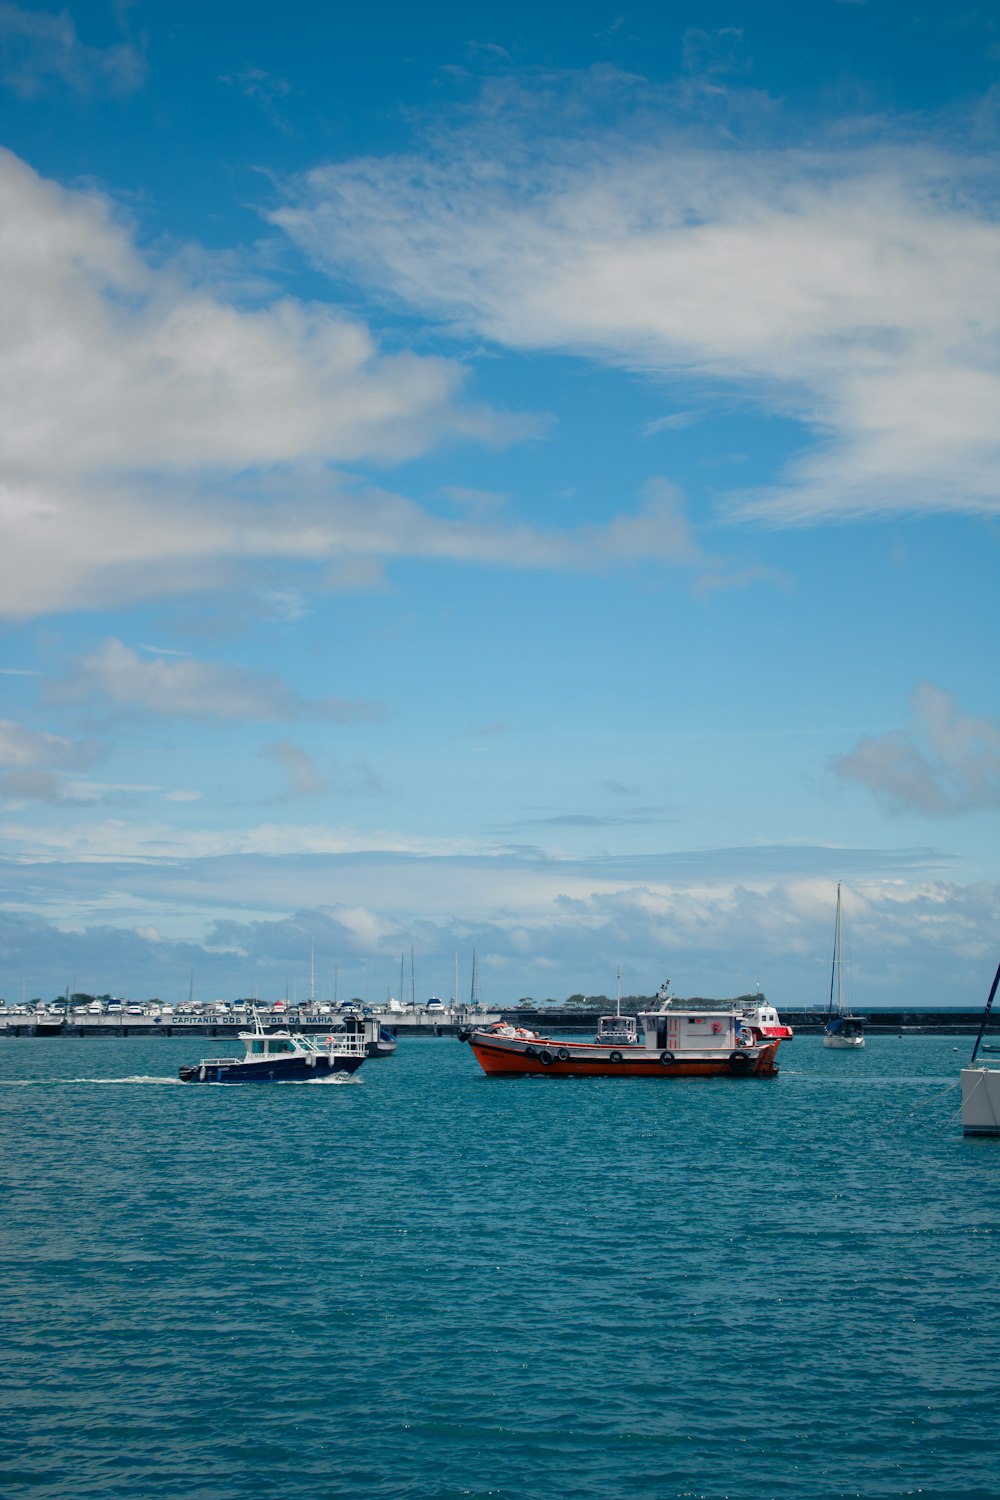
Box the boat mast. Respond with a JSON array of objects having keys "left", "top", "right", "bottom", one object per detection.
[
  {"left": 470, "top": 947, "right": 478, "bottom": 1006},
  {"left": 410, "top": 946, "right": 415, "bottom": 1007},
  {"left": 400, "top": 951, "right": 404, "bottom": 1006},
  {"left": 828, "top": 885, "right": 842, "bottom": 1016},
  {"left": 309, "top": 940, "right": 315, "bottom": 1005},
  {"left": 616, "top": 965, "right": 621, "bottom": 1019}
]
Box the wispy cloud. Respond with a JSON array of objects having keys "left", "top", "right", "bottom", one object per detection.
[
  {"left": 641, "top": 410, "right": 704, "bottom": 437},
  {"left": 263, "top": 740, "right": 328, "bottom": 798},
  {"left": 0, "top": 716, "right": 105, "bottom": 801},
  {"left": 273, "top": 80, "right": 1000, "bottom": 526},
  {"left": 834, "top": 683, "right": 1000, "bottom": 815},
  {"left": 0, "top": 3, "right": 147, "bottom": 97},
  {"left": 48, "top": 639, "right": 386, "bottom": 723}
]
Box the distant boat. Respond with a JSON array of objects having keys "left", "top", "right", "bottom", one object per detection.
[
  {"left": 823, "top": 884, "right": 865, "bottom": 1049},
  {"left": 960, "top": 959, "right": 1000, "bottom": 1135}
]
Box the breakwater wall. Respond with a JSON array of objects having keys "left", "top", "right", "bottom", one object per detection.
[
  {"left": 0, "top": 1014, "right": 495, "bottom": 1039},
  {"left": 3, "top": 1008, "right": 987, "bottom": 1038}
]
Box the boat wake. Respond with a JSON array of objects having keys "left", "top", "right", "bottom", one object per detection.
[
  {"left": 1, "top": 1072, "right": 363, "bottom": 1087},
  {"left": 0, "top": 1075, "right": 185, "bottom": 1086}
]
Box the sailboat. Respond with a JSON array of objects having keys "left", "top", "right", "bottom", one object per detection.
[
  {"left": 823, "top": 883, "right": 865, "bottom": 1049},
  {"left": 960, "top": 958, "right": 1000, "bottom": 1135}
]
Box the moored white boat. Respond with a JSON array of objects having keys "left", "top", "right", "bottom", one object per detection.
[{"left": 960, "top": 958, "right": 1000, "bottom": 1135}]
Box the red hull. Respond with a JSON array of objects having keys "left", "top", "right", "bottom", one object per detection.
[{"left": 468, "top": 1036, "right": 780, "bottom": 1078}]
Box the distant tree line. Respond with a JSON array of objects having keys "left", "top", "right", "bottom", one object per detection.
[{"left": 513, "top": 991, "right": 766, "bottom": 1013}]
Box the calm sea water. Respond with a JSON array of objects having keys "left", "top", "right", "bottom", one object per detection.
[{"left": 1, "top": 1032, "right": 997, "bottom": 1500}]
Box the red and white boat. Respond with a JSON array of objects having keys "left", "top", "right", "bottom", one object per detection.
[
  {"left": 459, "top": 983, "right": 782, "bottom": 1079},
  {"left": 739, "top": 996, "right": 794, "bottom": 1043}
]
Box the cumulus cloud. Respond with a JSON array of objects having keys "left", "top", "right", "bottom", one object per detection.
[
  {"left": 834, "top": 683, "right": 1000, "bottom": 815},
  {"left": 0, "top": 3, "right": 147, "bottom": 97},
  {"left": 273, "top": 87, "right": 1000, "bottom": 524},
  {"left": 48, "top": 639, "right": 386, "bottom": 723},
  {"left": 2, "top": 854, "right": 996, "bottom": 1007}
]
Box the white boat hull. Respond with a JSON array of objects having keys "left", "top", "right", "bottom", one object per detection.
[
  {"left": 961, "top": 1067, "right": 1000, "bottom": 1135},
  {"left": 823, "top": 1033, "right": 865, "bottom": 1049}
]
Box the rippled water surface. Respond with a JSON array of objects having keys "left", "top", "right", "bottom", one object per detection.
[{"left": 1, "top": 1033, "right": 998, "bottom": 1499}]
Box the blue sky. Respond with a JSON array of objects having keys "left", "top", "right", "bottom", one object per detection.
[{"left": 1, "top": 0, "right": 998, "bottom": 1007}]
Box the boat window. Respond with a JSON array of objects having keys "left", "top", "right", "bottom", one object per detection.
[{"left": 251, "top": 1040, "right": 265, "bottom": 1054}]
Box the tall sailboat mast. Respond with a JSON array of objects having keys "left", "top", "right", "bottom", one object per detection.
[{"left": 828, "top": 883, "right": 842, "bottom": 1017}]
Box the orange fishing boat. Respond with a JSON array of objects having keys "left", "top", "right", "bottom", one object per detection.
[{"left": 459, "top": 982, "right": 782, "bottom": 1078}]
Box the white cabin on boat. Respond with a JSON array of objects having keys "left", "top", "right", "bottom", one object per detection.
[{"left": 595, "top": 1005, "right": 745, "bottom": 1052}]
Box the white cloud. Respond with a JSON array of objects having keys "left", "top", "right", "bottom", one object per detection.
[
  {"left": 48, "top": 639, "right": 385, "bottom": 723},
  {"left": 0, "top": 3, "right": 147, "bottom": 97},
  {"left": 2, "top": 849, "right": 996, "bottom": 1008},
  {"left": 834, "top": 683, "right": 1000, "bottom": 815},
  {"left": 0, "top": 149, "right": 742, "bottom": 619},
  {"left": 273, "top": 105, "right": 1000, "bottom": 524}
]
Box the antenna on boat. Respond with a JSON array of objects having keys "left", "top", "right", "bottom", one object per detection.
[
  {"left": 970, "top": 958, "right": 1000, "bottom": 1064},
  {"left": 411, "top": 945, "right": 415, "bottom": 1007},
  {"left": 616, "top": 965, "right": 621, "bottom": 1019},
  {"left": 400, "top": 951, "right": 405, "bottom": 1007},
  {"left": 470, "top": 947, "right": 478, "bottom": 1007},
  {"left": 309, "top": 940, "right": 315, "bottom": 1005}
]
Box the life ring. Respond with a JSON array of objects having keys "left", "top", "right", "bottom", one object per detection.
[
  {"left": 557, "top": 1047, "right": 570, "bottom": 1061},
  {"left": 539, "top": 1048, "right": 556, "bottom": 1065},
  {"left": 325, "top": 1035, "right": 334, "bottom": 1046},
  {"left": 198, "top": 1064, "right": 206, "bottom": 1081},
  {"left": 659, "top": 1050, "right": 675, "bottom": 1065},
  {"left": 729, "top": 1050, "right": 752, "bottom": 1072},
  {"left": 609, "top": 1050, "right": 624, "bottom": 1064}
]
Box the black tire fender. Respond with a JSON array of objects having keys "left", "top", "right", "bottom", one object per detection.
[
  {"left": 557, "top": 1047, "right": 570, "bottom": 1061},
  {"left": 539, "top": 1048, "right": 555, "bottom": 1065},
  {"left": 609, "top": 1050, "right": 624, "bottom": 1064},
  {"left": 659, "top": 1050, "right": 675, "bottom": 1065},
  {"left": 729, "top": 1050, "right": 752, "bottom": 1071}
]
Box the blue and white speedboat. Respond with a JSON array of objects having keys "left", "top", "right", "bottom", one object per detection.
[{"left": 179, "top": 1014, "right": 367, "bottom": 1084}]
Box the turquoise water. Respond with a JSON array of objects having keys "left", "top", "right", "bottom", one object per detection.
[{"left": 1, "top": 1033, "right": 997, "bottom": 1500}]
